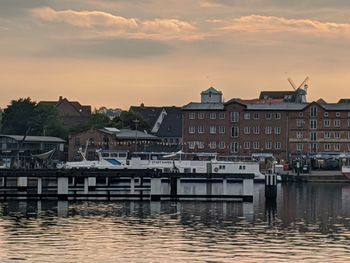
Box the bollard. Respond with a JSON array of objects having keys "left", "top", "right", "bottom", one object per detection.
[
  {"left": 37, "top": 177, "right": 42, "bottom": 196},
  {"left": 88, "top": 177, "right": 96, "bottom": 191},
  {"left": 170, "top": 176, "right": 177, "bottom": 200},
  {"left": 265, "top": 173, "right": 277, "bottom": 200},
  {"left": 150, "top": 177, "right": 161, "bottom": 201}
]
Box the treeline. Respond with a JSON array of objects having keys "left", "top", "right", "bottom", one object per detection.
[{"left": 0, "top": 98, "right": 149, "bottom": 139}]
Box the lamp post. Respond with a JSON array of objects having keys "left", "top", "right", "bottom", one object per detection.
[{"left": 133, "top": 119, "right": 140, "bottom": 152}]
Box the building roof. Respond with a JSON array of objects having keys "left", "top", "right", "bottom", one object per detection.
[
  {"left": 99, "top": 128, "right": 159, "bottom": 140},
  {"left": 259, "top": 91, "right": 295, "bottom": 100},
  {"left": 39, "top": 97, "right": 91, "bottom": 117},
  {"left": 182, "top": 102, "right": 224, "bottom": 110},
  {"left": 0, "top": 135, "right": 65, "bottom": 143},
  {"left": 246, "top": 102, "right": 307, "bottom": 111},
  {"left": 130, "top": 105, "right": 182, "bottom": 137},
  {"left": 338, "top": 99, "right": 350, "bottom": 104},
  {"left": 201, "top": 87, "right": 222, "bottom": 95}
]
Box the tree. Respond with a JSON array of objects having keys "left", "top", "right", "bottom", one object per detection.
[
  {"left": 1, "top": 98, "right": 67, "bottom": 138},
  {"left": 89, "top": 112, "right": 113, "bottom": 129},
  {"left": 1, "top": 98, "right": 36, "bottom": 135},
  {"left": 113, "top": 111, "right": 150, "bottom": 131}
]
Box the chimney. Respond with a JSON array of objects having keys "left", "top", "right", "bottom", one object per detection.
[{"left": 59, "top": 96, "right": 63, "bottom": 102}]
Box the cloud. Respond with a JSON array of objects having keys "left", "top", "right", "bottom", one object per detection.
[
  {"left": 30, "top": 6, "right": 198, "bottom": 41},
  {"left": 221, "top": 15, "right": 350, "bottom": 36}
]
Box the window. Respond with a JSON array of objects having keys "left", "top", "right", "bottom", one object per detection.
[
  {"left": 299, "top": 112, "right": 304, "bottom": 117},
  {"left": 244, "top": 127, "right": 251, "bottom": 134},
  {"left": 348, "top": 131, "right": 350, "bottom": 139},
  {"left": 310, "top": 132, "right": 317, "bottom": 141},
  {"left": 243, "top": 142, "right": 250, "bottom": 149},
  {"left": 231, "top": 127, "right": 239, "bottom": 138},
  {"left": 324, "top": 112, "right": 329, "bottom": 117},
  {"left": 189, "top": 113, "right": 195, "bottom": 119},
  {"left": 209, "top": 126, "right": 217, "bottom": 134},
  {"left": 219, "top": 141, "right": 225, "bottom": 149},
  {"left": 297, "top": 119, "right": 305, "bottom": 128},
  {"left": 297, "top": 144, "right": 303, "bottom": 151},
  {"left": 253, "top": 126, "right": 260, "bottom": 134},
  {"left": 253, "top": 142, "right": 260, "bottom": 150},
  {"left": 253, "top": 113, "right": 260, "bottom": 120},
  {"left": 219, "top": 113, "right": 225, "bottom": 119},
  {"left": 297, "top": 131, "right": 303, "bottom": 139},
  {"left": 210, "top": 113, "right": 217, "bottom": 119},
  {"left": 324, "top": 132, "right": 331, "bottom": 139},
  {"left": 275, "top": 142, "right": 281, "bottom": 149},
  {"left": 275, "top": 113, "right": 281, "bottom": 119},
  {"left": 348, "top": 119, "right": 350, "bottom": 127},
  {"left": 310, "top": 106, "right": 318, "bottom": 117},
  {"left": 198, "top": 126, "right": 204, "bottom": 134},
  {"left": 265, "top": 142, "right": 272, "bottom": 149},
  {"left": 189, "top": 141, "right": 195, "bottom": 149},
  {"left": 265, "top": 126, "right": 272, "bottom": 134},
  {"left": 336, "top": 112, "right": 341, "bottom": 117},
  {"left": 334, "top": 143, "right": 340, "bottom": 151},
  {"left": 198, "top": 141, "right": 205, "bottom": 149},
  {"left": 244, "top": 113, "right": 251, "bottom": 120},
  {"left": 231, "top": 112, "right": 239, "bottom": 122},
  {"left": 231, "top": 142, "right": 239, "bottom": 153},
  {"left": 198, "top": 113, "right": 204, "bottom": 119},
  {"left": 209, "top": 141, "right": 217, "bottom": 149},
  {"left": 189, "top": 126, "right": 195, "bottom": 134},
  {"left": 324, "top": 144, "right": 331, "bottom": 151},
  {"left": 274, "top": 127, "right": 281, "bottom": 134},
  {"left": 310, "top": 143, "right": 317, "bottom": 153},
  {"left": 334, "top": 119, "right": 340, "bottom": 127},
  {"left": 334, "top": 132, "right": 340, "bottom": 139},
  {"left": 310, "top": 119, "right": 317, "bottom": 129},
  {"left": 324, "top": 119, "right": 330, "bottom": 127},
  {"left": 219, "top": 126, "right": 225, "bottom": 134},
  {"left": 266, "top": 113, "right": 272, "bottom": 120}
]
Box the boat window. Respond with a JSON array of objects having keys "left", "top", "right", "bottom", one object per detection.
[
  {"left": 243, "top": 165, "right": 246, "bottom": 170},
  {"left": 102, "top": 153, "right": 109, "bottom": 157},
  {"left": 119, "top": 153, "right": 127, "bottom": 158},
  {"left": 223, "top": 165, "right": 226, "bottom": 170},
  {"left": 239, "top": 165, "right": 242, "bottom": 170},
  {"left": 111, "top": 153, "right": 118, "bottom": 157}
]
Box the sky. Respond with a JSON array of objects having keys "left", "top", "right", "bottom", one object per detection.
[{"left": 1, "top": 0, "right": 350, "bottom": 110}]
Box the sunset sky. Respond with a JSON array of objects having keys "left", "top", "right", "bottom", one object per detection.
[{"left": 1, "top": 0, "right": 350, "bottom": 110}]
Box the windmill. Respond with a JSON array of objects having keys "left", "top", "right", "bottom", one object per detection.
[{"left": 287, "top": 76, "right": 309, "bottom": 103}]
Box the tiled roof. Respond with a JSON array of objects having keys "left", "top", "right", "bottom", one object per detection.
[{"left": 182, "top": 102, "right": 224, "bottom": 110}]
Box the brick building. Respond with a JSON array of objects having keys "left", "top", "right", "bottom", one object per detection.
[
  {"left": 182, "top": 87, "right": 350, "bottom": 164},
  {"left": 39, "top": 96, "right": 91, "bottom": 129},
  {"left": 68, "top": 127, "right": 160, "bottom": 161}
]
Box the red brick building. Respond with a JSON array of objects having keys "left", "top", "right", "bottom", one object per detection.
[
  {"left": 182, "top": 87, "right": 350, "bottom": 163},
  {"left": 68, "top": 127, "right": 160, "bottom": 161},
  {"left": 39, "top": 96, "right": 91, "bottom": 129}
]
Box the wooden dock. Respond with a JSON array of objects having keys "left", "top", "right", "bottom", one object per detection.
[{"left": 0, "top": 169, "right": 254, "bottom": 202}]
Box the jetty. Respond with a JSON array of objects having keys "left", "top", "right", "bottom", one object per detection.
[{"left": 0, "top": 169, "right": 254, "bottom": 202}]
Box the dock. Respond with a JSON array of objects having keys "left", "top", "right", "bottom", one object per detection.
[
  {"left": 282, "top": 170, "right": 349, "bottom": 183},
  {"left": 0, "top": 169, "right": 254, "bottom": 202}
]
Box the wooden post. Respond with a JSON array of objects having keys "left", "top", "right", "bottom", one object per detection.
[
  {"left": 37, "top": 177, "right": 42, "bottom": 196},
  {"left": 265, "top": 173, "right": 277, "bottom": 200},
  {"left": 17, "top": 177, "right": 27, "bottom": 191},
  {"left": 243, "top": 178, "right": 254, "bottom": 202},
  {"left": 130, "top": 178, "right": 135, "bottom": 194}
]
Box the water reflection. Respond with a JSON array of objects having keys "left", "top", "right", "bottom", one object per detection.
[{"left": 0, "top": 184, "right": 350, "bottom": 262}]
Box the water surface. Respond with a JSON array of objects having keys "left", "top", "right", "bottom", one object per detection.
[{"left": 1, "top": 183, "right": 350, "bottom": 262}]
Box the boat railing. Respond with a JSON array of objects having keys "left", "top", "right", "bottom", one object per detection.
[{"left": 218, "top": 156, "right": 258, "bottom": 163}]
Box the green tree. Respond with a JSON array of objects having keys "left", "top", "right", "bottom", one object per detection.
[
  {"left": 89, "top": 112, "right": 112, "bottom": 129},
  {"left": 113, "top": 111, "right": 150, "bottom": 130},
  {"left": 1, "top": 98, "right": 36, "bottom": 135}
]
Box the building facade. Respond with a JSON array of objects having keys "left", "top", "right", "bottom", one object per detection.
[
  {"left": 68, "top": 127, "right": 160, "bottom": 161},
  {"left": 182, "top": 87, "right": 350, "bottom": 164}
]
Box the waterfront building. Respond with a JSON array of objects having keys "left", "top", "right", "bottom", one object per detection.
[
  {"left": 182, "top": 87, "right": 350, "bottom": 165},
  {"left": 68, "top": 127, "right": 160, "bottom": 161},
  {"left": 39, "top": 96, "right": 91, "bottom": 129},
  {"left": 0, "top": 135, "right": 65, "bottom": 167}
]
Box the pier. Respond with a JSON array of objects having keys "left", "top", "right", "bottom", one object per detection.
[{"left": 0, "top": 169, "right": 254, "bottom": 202}]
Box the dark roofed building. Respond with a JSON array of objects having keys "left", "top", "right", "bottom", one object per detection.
[
  {"left": 130, "top": 105, "right": 182, "bottom": 150},
  {"left": 259, "top": 88, "right": 307, "bottom": 103},
  {"left": 39, "top": 96, "right": 92, "bottom": 129}
]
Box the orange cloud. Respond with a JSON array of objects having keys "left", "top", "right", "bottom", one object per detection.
[
  {"left": 31, "top": 7, "right": 197, "bottom": 41},
  {"left": 221, "top": 15, "right": 350, "bottom": 35}
]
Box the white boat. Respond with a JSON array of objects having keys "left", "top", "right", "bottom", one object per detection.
[
  {"left": 63, "top": 149, "right": 128, "bottom": 169},
  {"left": 342, "top": 166, "right": 350, "bottom": 180},
  {"left": 128, "top": 151, "right": 270, "bottom": 181}
]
